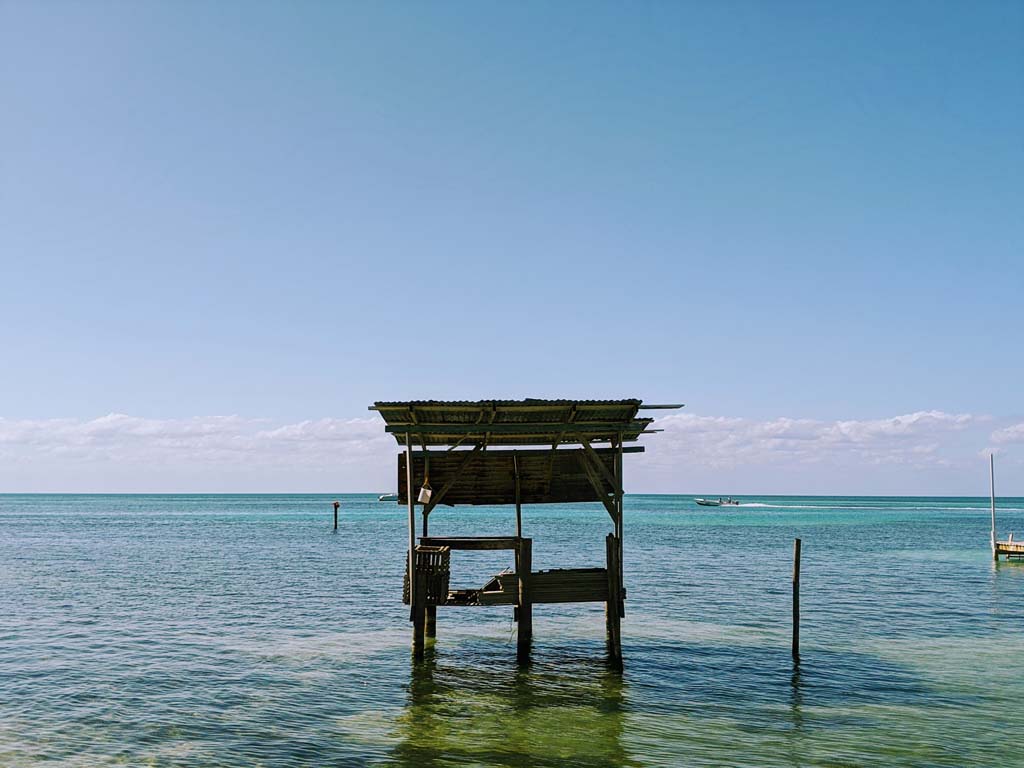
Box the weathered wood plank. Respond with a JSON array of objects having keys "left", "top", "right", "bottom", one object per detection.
[{"left": 420, "top": 536, "right": 522, "bottom": 551}]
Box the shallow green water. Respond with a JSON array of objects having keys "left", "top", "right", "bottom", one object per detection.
[{"left": 2, "top": 494, "right": 1023, "bottom": 766}]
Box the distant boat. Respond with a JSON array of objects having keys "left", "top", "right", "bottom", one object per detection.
[
  {"left": 694, "top": 497, "right": 739, "bottom": 507},
  {"left": 378, "top": 493, "right": 399, "bottom": 502}
]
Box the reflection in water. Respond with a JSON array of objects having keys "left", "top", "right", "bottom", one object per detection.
[
  {"left": 389, "top": 649, "right": 635, "bottom": 767},
  {"left": 787, "top": 662, "right": 804, "bottom": 768}
]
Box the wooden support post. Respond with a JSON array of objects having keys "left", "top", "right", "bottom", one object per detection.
[
  {"left": 792, "top": 538, "right": 801, "bottom": 663},
  {"left": 517, "top": 538, "right": 532, "bottom": 664},
  {"left": 412, "top": 588, "right": 426, "bottom": 657},
  {"left": 514, "top": 453, "right": 522, "bottom": 539},
  {"left": 991, "top": 454, "right": 998, "bottom": 562},
  {"left": 606, "top": 533, "right": 622, "bottom": 668},
  {"left": 422, "top": 509, "right": 436, "bottom": 638},
  {"left": 615, "top": 435, "right": 625, "bottom": 619},
  {"left": 333, "top": 500, "right": 339, "bottom": 531},
  {"left": 406, "top": 437, "right": 425, "bottom": 658},
  {"left": 425, "top": 606, "right": 436, "bottom": 639}
]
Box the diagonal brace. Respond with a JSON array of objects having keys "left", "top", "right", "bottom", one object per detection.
[{"left": 424, "top": 444, "right": 483, "bottom": 514}]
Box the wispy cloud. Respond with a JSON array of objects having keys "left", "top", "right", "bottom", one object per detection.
[
  {"left": 991, "top": 422, "right": 1024, "bottom": 445},
  {"left": 649, "top": 410, "right": 978, "bottom": 470},
  {"left": 0, "top": 409, "right": 1008, "bottom": 493},
  {"left": 0, "top": 414, "right": 391, "bottom": 461}
]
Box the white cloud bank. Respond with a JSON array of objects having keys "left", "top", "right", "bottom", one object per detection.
[
  {"left": 0, "top": 410, "right": 1017, "bottom": 494},
  {"left": 991, "top": 422, "right": 1024, "bottom": 445},
  {"left": 0, "top": 414, "right": 397, "bottom": 492},
  {"left": 650, "top": 410, "right": 977, "bottom": 469}
]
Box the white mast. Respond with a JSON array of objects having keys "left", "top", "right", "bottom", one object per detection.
[{"left": 990, "top": 453, "right": 997, "bottom": 559}]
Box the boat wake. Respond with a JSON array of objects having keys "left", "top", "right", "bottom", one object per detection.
[{"left": 736, "top": 502, "right": 1024, "bottom": 512}]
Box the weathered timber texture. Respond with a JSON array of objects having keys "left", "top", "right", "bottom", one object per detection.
[
  {"left": 399, "top": 449, "right": 623, "bottom": 507},
  {"left": 478, "top": 568, "right": 609, "bottom": 605}
]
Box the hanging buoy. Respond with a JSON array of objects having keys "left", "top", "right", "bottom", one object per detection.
[{"left": 418, "top": 455, "right": 432, "bottom": 504}]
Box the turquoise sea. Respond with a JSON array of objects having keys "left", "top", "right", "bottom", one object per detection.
[{"left": 2, "top": 494, "right": 1023, "bottom": 767}]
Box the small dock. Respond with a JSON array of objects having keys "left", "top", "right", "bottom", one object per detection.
[
  {"left": 995, "top": 538, "right": 1024, "bottom": 561},
  {"left": 371, "top": 398, "right": 680, "bottom": 666}
]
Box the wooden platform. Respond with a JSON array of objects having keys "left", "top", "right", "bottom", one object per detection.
[
  {"left": 479, "top": 568, "right": 609, "bottom": 605},
  {"left": 416, "top": 537, "right": 612, "bottom": 606},
  {"left": 995, "top": 539, "right": 1024, "bottom": 560}
]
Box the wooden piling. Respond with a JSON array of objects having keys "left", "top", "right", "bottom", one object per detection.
[
  {"left": 615, "top": 436, "right": 625, "bottom": 619},
  {"left": 991, "top": 454, "right": 998, "bottom": 561},
  {"left": 514, "top": 453, "right": 522, "bottom": 539},
  {"left": 606, "top": 533, "right": 622, "bottom": 668},
  {"left": 406, "top": 438, "right": 424, "bottom": 658},
  {"left": 792, "top": 538, "right": 801, "bottom": 662},
  {"left": 412, "top": 591, "right": 426, "bottom": 658},
  {"left": 517, "top": 538, "right": 532, "bottom": 664},
  {"left": 422, "top": 510, "right": 436, "bottom": 638},
  {"left": 333, "top": 500, "right": 339, "bottom": 531}
]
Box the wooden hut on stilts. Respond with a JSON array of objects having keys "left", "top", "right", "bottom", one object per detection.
[{"left": 370, "top": 399, "right": 681, "bottom": 666}]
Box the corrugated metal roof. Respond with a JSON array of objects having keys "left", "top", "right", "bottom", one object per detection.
[
  {"left": 370, "top": 399, "right": 644, "bottom": 408},
  {"left": 370, "top": 399, "right": 676, "bottom": 447}
]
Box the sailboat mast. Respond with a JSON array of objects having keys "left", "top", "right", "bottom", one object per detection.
[{"left": 990, "top": 453, "right": 997, "bottom": 559}]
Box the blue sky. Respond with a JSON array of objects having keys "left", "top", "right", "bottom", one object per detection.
[{"left": 1, "top": 1, "right": 1022, "bottom": 493}]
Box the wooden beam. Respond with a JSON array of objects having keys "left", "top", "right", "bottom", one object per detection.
[
  {"left": 419, "top": 536, "right": 521, "bottom": 551},
  {"left": 428, "top": 445, "right": 643, "bottom": 460}
]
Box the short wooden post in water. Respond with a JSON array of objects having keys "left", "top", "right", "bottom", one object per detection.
[
  {"left": 792, "top": 538, "right": 801, "bottom": 662},
  {"left": 517, "top": 538, "right": 532, "bottom": 664},
  {"left": 333, "top": 500, "right": 339, "bottom": 530}
]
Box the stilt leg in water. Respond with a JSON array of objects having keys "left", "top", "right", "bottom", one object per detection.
[
  {"left": 425, "top": 605, "right": 436, "bottom": 638},
  {"left": 606, "top": 534, "right": 623, "bottom": 668},
  {"left": 517, "top": 539, "right": 532, "bottom": 664}
]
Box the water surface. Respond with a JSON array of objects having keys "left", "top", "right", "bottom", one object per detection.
[{"left": 2, "top": 494, "right": 1022, "bottom": 766}]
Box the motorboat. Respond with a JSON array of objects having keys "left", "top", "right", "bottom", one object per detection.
[
  {"left": 378, "top": 493, "right": 399, "bottom": 502},
  {"left": 694, "top": 497, "right": 739, "bottom": 507}
]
